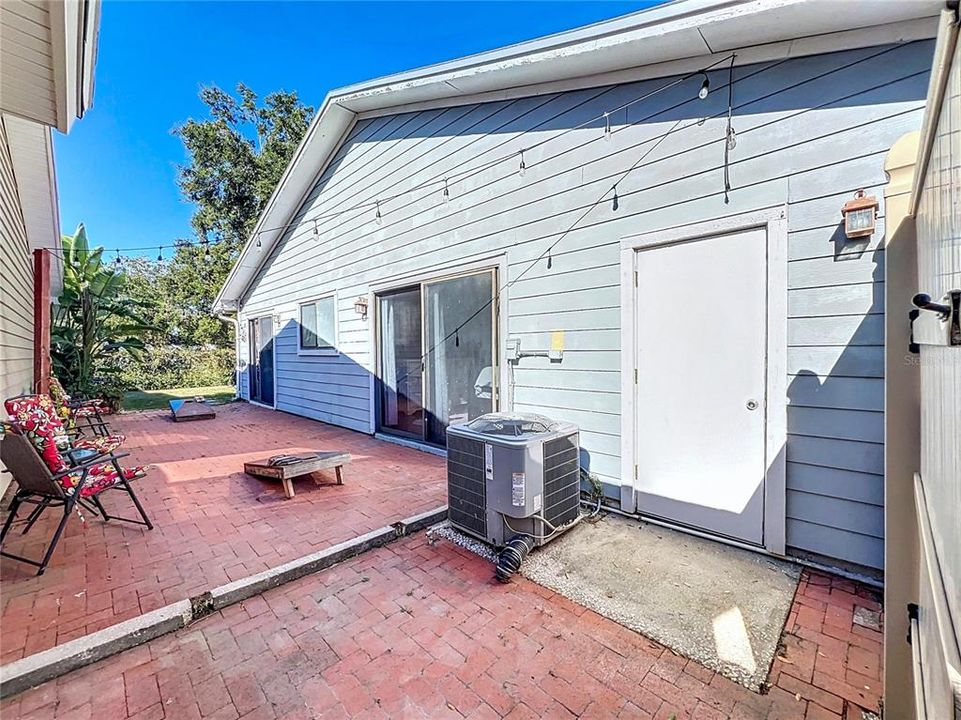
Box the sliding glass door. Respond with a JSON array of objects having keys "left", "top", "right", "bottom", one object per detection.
[
  {"left": 377, "top": 269, "right": 496, "bottom": 447},
  {"left": 378, "top": 288, "right": 424, "bottom": 438},
  {"left": 424, "top": 272, "right": 495, "bottom": 444}
]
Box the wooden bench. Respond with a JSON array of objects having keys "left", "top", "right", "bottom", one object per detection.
[{"left": 244, "top": 451, "right": 350, "bottom": 499}]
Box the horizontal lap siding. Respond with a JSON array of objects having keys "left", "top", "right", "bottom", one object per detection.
[
  {"left": 240, "top": 41, "right": 934, "bottom": 572},
  {"left": 0, "top": 117, "right": 35, "bottom": 498}
]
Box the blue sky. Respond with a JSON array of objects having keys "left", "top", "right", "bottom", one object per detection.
[{"left": 55, "top": 1, "right": 657, "bottom": 257}]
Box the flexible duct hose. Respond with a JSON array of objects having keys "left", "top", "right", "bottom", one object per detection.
[{"left": 495, "top": 534, "right": 536, "bottom": 583}]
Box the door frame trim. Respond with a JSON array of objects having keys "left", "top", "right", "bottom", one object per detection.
[
  {"left": 246, "top": 313, "right": 278, "bottom": 410},
  {"left": 618, "top": 205, "right": 788, "bottom": 555},
  {"left": 366, "top": 251, "right": 509, "bottom": 439}
]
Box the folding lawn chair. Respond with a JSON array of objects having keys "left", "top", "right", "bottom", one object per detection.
[
  {"left": 49, "top": 375, "right": 118, "bottom": 441},
  {"left": 0, "top": 396, "right": 152, "bottom": 576},
  {"left": 29, "top": 390, "right": 124, "bottom": 455}
]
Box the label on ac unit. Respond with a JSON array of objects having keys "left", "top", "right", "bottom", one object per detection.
[
  {"left": 484, "top": 443, "right": 493, "bottom": 480},
  {"left": 512, "top": 472, "right": 526, "bottom": 506}
]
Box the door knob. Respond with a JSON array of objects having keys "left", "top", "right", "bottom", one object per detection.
[{"left": 746, "top": 399, "right": 759, "bottom": 410}]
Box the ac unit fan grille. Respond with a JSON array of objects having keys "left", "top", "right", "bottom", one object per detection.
[
  {"left": 447, "top": 434, "right": 487, "bottom": 538},
  {"left": 543, "top": 433, "right": 580, "bottom": 527}
]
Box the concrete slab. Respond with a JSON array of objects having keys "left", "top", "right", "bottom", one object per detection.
[{"left": 521, "top": 513, "right": 801, "bottom": 690}]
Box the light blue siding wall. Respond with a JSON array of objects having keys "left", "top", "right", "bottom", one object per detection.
[{"left": 239, "top": 40, "right": 935, "bottom": 573}]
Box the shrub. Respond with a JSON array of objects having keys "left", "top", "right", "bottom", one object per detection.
[
  {"left": 113, "top": 345, "right": 235, "bottom": 390},
  {"left": 86, "top": 374, "right": 131, "bottom": 412}
]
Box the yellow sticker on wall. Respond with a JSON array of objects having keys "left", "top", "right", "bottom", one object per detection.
[{"left": 550, "top": 331, "right": 565, "bottom": 352}]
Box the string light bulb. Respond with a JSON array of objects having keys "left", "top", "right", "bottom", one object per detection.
[
  {"left": 546, "top": 249, "right": 552, "bottom": 269},
  {"left": 375, "top": 200, "right": 383, "bottom": 225},
  {"left": 612, "top": 185, "right": 619, "bottom": 212},
  {"left": 157, "top": 247, "right": 163, "bottom": 262},
  {"left": 443, "top": 178, "right": 450, "bottom": 203},
  {"left": 114, "top": 250, "right": 121, "bottom": 266},
  {"left": 698, "top": 72, "right": 710, "bottom": 100},
  {"left": 518, "top": 150, "right": 526, "bottom": 177},
  {"left": 726, "top": 126, "right": 737, "bottom": 151},
  {"left": 312, "top": 219, "right": 320, "bottom": 241},
  {"left": 604, "top": 112, "right": 611, "bottom": 142},
  {"left": 256, "top": 237, "right": 262, "bottom": 249}
]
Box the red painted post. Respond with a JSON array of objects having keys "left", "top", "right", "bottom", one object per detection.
[{"left": 33, "top": 248, "right": 51, "bottom": 394}]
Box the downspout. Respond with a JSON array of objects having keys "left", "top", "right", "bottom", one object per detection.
[{"left": 216, "top": 310, "right": 241, "bottom": 400}]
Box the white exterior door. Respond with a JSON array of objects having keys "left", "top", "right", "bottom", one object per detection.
[{"left": 633, "top": 227, "right": 768, "bottom": 545}]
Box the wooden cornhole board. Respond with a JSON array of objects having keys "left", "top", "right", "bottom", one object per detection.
[
  {"left": 244, "top": 452, "right": 350, "bottom": 499},
  {"left": 169, "top": 398, "right": 216, "bottom": 422}
]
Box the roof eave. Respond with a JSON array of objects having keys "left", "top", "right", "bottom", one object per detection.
[
  {"left": 48, "top": 0, "right": 101, "bottom": 133},
  {"left": 214, "top": 0, "right": 942, "bottom": 311}
]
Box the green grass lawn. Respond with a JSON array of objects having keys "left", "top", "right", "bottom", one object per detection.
[{"left": 122, "top": 385, "right": 236, "bottom": 411}]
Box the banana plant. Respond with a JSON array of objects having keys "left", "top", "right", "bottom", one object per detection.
[{"left": 51, "top": 225, "right": 156, "bottom": 394}]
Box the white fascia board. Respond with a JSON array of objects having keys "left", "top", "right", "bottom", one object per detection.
[
  {"left": 334, "top": 0, "right": 939, "bottom": 114},
  {"left": 80, "top": 0, "right": 101, "bottom": 117},
  {"left": 214, "top": 0, "right": 941, "bottom": 310},
  {"left": 46, "top": 0, "right": 100, "bottom": 132},
  {"left": 355, "top": 17, "right": 938, "bottom": 121}
]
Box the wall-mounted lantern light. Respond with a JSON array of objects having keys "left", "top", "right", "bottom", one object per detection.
[
  {"left": 841, "top": 189, "right": 879, "bottom": 239},
  {"left": 354, "top": 296, "right": 369, "bottom": 319}
]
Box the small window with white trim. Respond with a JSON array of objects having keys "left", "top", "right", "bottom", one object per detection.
[{"left": 299, "top": 296, "right": 337, "bottom": 353}]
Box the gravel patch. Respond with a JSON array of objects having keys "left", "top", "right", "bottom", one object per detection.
[{"left": 427, "top": 521, "right": 497, "bottom": 562}]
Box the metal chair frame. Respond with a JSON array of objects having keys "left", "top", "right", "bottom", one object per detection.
[{"left": 0, "top": 424, "right": 151, "bottom": 576}]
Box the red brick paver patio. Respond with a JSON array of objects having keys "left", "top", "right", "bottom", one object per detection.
[
  {"left": 0, "top": 403, "right": 446, "bottom": 663},
  {"left": 0, "top": 532, "right": 884, "bottom": 719}
]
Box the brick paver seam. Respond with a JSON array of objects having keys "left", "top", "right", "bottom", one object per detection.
[{"left": 0, "top": 506, "right": 448, "bottom": 699}]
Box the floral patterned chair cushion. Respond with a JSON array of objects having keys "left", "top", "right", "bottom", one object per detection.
[
  {"left": 73, "top": 434, "right": 125, "bottom": 455},
  {"left": 4, "top": 395, "right": 146, "bottom": 497},
  {"left": 63, "top": 461, "right": 149, "bottom": 498},
  {"left": 49, "top": 376, "right": 115, "bottom": 420},
  {"left": 74, "top": 404, "right": 113, "bottom": 418},
  {"left": 47, "top": 377, "right": 75, "bottom": 425},
  {"left": 4, "top": 395, "right": 71, "bottom": 475}
]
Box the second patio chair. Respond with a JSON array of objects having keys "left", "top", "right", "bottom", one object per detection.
[
  {"left": 49, "top": 375, "right": 118, "bottom": 441},
  {"left": 45, "top": 383, "right": 125, "bottom": 454}
]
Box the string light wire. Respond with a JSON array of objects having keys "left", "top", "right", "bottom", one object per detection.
[
  {"left": 68, "top": 57, "right": 730, "bottom": 260},
  {"left": 389, "top": 117, "right": 683, "bottom": 391},
  {"left": 724, "top": 54, "right": 737, "bottom": 203},
  {"left": 299, "top": 42, "right": 920, "bottom": 274},
  {"left": 71, "top": 41, "right": 919, "bottom": 264}
]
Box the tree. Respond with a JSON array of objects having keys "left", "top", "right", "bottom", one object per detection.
[
  {"left": 52, "top": 225, "right": 154, "bottom": 393},
  {"left": 167, "top": 84, "right": 313, "bottom": 348},
  {"left": 174, "top": 83, "right": 314, "bottom": 253},
  {"left": 122, "top": 248, "right": 231, "bottom": 347}
]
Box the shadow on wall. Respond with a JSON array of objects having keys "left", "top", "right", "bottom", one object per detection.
[
  {"left": 235, "top": 38, "right": 930, "bottom": 572},
  {"left": 785, "top": 225, "right": 886, "bottom": 577},
  {"left": 239, "top": 317, "right": 499, "bottom": 444},
  {"left": 260, "top": 40, "right": 933, "bottom": 258}
]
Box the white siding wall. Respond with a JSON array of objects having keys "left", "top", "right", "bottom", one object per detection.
[
  {"left": 240, "top": 41, "right": 935, "bottom": 573},
  {"left": 0, "top": 1, "right": 56, "bottom": 126},
  {"left": 0, "top": 115, "right": 36, "bottom": 497}
]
